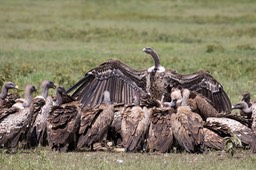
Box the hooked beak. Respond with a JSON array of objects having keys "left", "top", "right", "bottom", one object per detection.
[
  {"left": 169, "top": 100, "right": 177, "bottom": 108},
  {"left": 163, "top": 100, "right": 177, "bottom": 108}
]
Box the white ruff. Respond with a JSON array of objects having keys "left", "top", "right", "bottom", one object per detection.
[{"left": 147, "top": 66, "right": 165, "bottom": 73}]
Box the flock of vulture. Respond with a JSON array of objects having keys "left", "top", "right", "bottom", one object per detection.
[{"left": 0, "top": 47, "right": 255, "bottom": 154}]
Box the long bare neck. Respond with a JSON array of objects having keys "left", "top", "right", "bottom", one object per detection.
[
  {"left": 0, "top": 85, "right": 8, "bottom": 99},
  {"left": 55, "top": 91, "right": 64, "bottom": 106},
  {"left": 23, "top": 91, "right": 33, "bottom": 107},
  {"left": 42, "top": 87, "right": 49, "bottom": 99},
  {"left": 181, "top": 89, "right": 190, "bottom": 106},
  {"left": 242, "top": 102, "right": 252, "bottom": 114},
  {"left": 151, "top": 50, "right": 160, "bottom": 70}
]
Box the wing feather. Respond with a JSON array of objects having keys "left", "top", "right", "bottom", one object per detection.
[
  {"left": 168, "top": 70, "right": 231, "bottom": 113},
  {"left": 67, "top": 60, "right": 147, "bottom": 107}
]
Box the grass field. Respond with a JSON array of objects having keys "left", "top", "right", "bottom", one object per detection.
[
  {"left": 0, "top": 147, "right": 256, "bottom": 170},
  {"left": 1, "top": 0, "right": 256, "bottom": 169}
]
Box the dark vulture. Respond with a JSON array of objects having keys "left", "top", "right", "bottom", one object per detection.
[
  {"left": 47, "top": 86, "right": 81, "bottom": 152},
  {"left": 121, "top": 96, "right": 152, "bottom": 152},
  {"left": 0, "top": 85, "right": 37, "bottom": 149},
  {"left": 147, "top": 107, "right": 175, "bottom": 153},
  {"left": 77, "top": 91, "right": 114, "bottom": 150},
  {"left": 67, "top": 47, "right": 231, "bottom": 113},
  {"left": 0, "top": 82, "right": 19, "bottom": 120},
  {"left": 29, "top": 80, "right": 56, "bottom": 147},
  {"left": 170, "top": 88, "right": 205, "bottom": 153}
]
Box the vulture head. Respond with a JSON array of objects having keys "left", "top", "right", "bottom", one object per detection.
[
  {"left": 0, "top": 82, "right": 19, "bottom": 99},
  {"left": 232, "top": 101, "right": 252, "bottom": 114},
  {"left": 241, "top": 91, "right": 251, "bottom": 104},
  {"left": 143, "top": 47, "right": 165, "bottom": 73},
  {"left": 40, "top": 80, "right": 56, "bottom": 99}
]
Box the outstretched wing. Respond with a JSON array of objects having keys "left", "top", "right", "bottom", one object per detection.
[
  {"left": 167, "top": 70, "right": 231, "bottom": 113},
  {"left": 67, "top": 60, "right": 147, "bottom": 107}
]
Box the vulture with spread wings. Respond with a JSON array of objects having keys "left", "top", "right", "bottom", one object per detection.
[{"left": 67, "top": 47, "right": 231, "bottom": 113}]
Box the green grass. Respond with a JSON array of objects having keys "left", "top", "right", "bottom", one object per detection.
[
  {"left": 0, "top": 148, "right": 256, "bottom": 170},
  {"left": 0, "top": 0, "right": 256, "bottom": 169}
]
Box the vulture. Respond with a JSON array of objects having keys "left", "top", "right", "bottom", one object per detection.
[
  {"left": 0, "top": 85, "right": 37, "bottom": 149},
  {"left": 251, "top": 102, "right": 256, "bottom": 153},
  {"left": 242, "top": 91, "right": 252, "bottom": 108},
  {"left": 47, "top": 86, "right": 81, "bottom": 152},
  {"left": 186, "top": 91, "right": 221, "bottom": 120},
  {"left": 67, "top": 47, "right": 231, "bottom": 113},
  {"left": 183, "top": 89, "right": 250, "bottom": 127},
  {"left": 121, "top": 96, "right": 152, "bottom": 152},
  {"left": 232, "top": 101, "right": 252, "bottom": 119},
  {"left": 165, "top": 86, "right": 221, "bottom": 120},
  {"left": 170, "top": 88, "right": 205, "bottom": 153},
  {"left": 0, "top": 82, "right": 19, "bottom": 120},
  {"left": 202, "top": 127, "right": 224, "bottom": 150},
  {"left": 147, "top": 107, "right": 175, "bottom": 153},
  {"left": 29, "top": 80, "right": 56, "bottom": 147},
  {"left": 77, "top": 91, "right": 114, "bottom": 150},
  {"left": 206, "top": 117, "right": 252, "bottom": 145},
  {"left": 107, "top": 103, "right": 125, "bottom": 147}
]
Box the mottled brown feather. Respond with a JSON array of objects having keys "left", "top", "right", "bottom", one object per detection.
[
  {"left": 203, "top": 128, "right": 224, "bottom": 150},
  {"left": 251, "top": 102, "right": 256, "bottom": 153},
  {"left": 188, "top": 94, "right": 220, "bottom": 120},
  {"left": 47, "top": 102, "right": 81, "bottom": 152},
  {"left": 147, "top": 107, "right": 174, "bottom": 153},
  {"left": 206, "top": 117, "right": 252, "bottom": 145},
  {"left": 0, "top": 103, "right": 35, "bottom": 148},
  {"left": 77, "top": 102, "right": 114, "bottom": 148},
  {"left": 171, "top": 106, "right": 205, "bottom": 153},
  {"left": 121, "top": 105, "right": 152, "bottom": 152}
]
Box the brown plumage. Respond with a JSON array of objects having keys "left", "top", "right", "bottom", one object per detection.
[
  {"left": 203, "top": 128, "right": 224, "bottom": 150},
  {"left": 206, "top": 117, "right": 252, "bottom": 145},
  {"left": 251, "top": 102, "right": 256, "bottom": 153},
  {"left": 204, "top": 120, "right": 231, "bottom": 137},
  {"left": 29, "top": 96, "right": 53, "bottom": 147},
  {"left": 170, "top": 88, "right": 205, "bottom": 153},
  {"left": 188, "top": 92, "right": 252, "bottom": 129},
  {"left": 0, "top": 85, "right": 36, "bottom": 148},
  {"left": 29, "top": 80, "right": 56, "bottom": 147},
  {"left": 107, "top": 103, "right": 125, "bottom": 146},
  {"left": 77, "top": 91, "right": 114, "bottom": 149},
  {"left": 0, "top": 82, "right": 19, "bottom": 120},
  {"left": 187, "top": 91, "right": 221, "bottom": 120},
  {"left": 147, "top": 107, "right": 174, "bottom": 153},
  {"left": 47, "top": 87, "right": 81, "bottom": 152},
  {"left": 67, "top": 47, "right": 231, "bottom": 113},
  {"left": 121, "top": 102, "right": 152, "bottom": 152}
]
